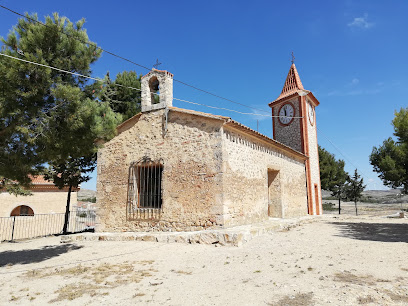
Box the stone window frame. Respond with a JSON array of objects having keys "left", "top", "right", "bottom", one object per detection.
[{"left": 127, "top": 157, "right": 163, "bottom": 220}]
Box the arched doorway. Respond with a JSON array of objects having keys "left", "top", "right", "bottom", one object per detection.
[{"left": 10, "top": 205, "right": 34, "bottom": 216}]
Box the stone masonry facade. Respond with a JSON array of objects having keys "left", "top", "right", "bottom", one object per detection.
[
  {"left": 272, "top": 97, "right": 302, "bottom": 153},
  {"left": 97, "top": 108, "right": 308, "bottom": 232},
  {"left": 96, "top": 65, "right": 320, "bottom": 233}
]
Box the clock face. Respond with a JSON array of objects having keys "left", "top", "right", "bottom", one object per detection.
[
  {"left": 308, "top": 103, "right": 314, "bottom": 125},
  {"left": 278, "top": 103, "right": 295, "bottom": 125}
]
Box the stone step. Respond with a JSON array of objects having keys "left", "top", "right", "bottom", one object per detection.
[{"left": 60, "top": 216, "right": 315, "bottom": 247}]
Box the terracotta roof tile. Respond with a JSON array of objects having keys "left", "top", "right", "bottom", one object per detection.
[
  {"left": 28, "top": 175, "right": 54, "bottom": 185},
  {"left": 277, "top": 63, "right": 304, "bottom": 100},
  {"left": 142, "top": 69, "right": 174, "bottom": 79}
]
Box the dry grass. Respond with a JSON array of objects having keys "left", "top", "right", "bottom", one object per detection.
[
  {"left": 22, "top": 261, "right": 156, "bottom": 302},
  {"left": 384, "top": 290, "right": 408, "bottom": 303},
  {"left": 49, "top": 283, "right": 104, "bottom": 302},
  {"left": 170, "top": 269, "right": 192, "bottom": 275},
  {"left": 268, "top": 292, "right": 314, "bottom": 306},
  {"left": 357, "top": 295, "right": 376, "bottom": 304},
  {"left": 9, "top": 295, "right": 20, "bottom": 302},
  {"left": 333, "top": 271, "right": 376, "bottom": 285}
]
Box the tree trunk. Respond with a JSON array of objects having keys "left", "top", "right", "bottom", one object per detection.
[
  {"left": 62, "top": 185, "right": 72, "bottom": 234},
  {"left": 354, "top": 200, "right": 358, "bottom": 216},
  {"left": 338, "top": 197, "right": 341, "bottom": 215}
]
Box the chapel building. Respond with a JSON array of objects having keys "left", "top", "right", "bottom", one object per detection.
[{"left": 96, "top": 63, "right": 322, "bottom": 232}]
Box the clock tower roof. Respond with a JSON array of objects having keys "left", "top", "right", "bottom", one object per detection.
[
  {"left": 269, "top": 63, "right": 320, "bottom": 107},
  {"left": 277, "top": 63, "right": 304, "bottom": 99}
]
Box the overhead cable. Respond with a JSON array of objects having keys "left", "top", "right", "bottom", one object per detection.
[
  {"left": 0, "top": 53, "right": 300, "bottom": 119},
  {"left": 317, "top": 126, "right": 370, "bottom": 180},
  {"left": 1, "top": 52, "right": 369, "bottom": 179},
  {"left": 0, "top": 4, "right": 270, "bottom": 115}
]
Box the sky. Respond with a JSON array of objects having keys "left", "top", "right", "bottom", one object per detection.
[{"left": 1, "top": 0, "right": 407, "bottom": 191}]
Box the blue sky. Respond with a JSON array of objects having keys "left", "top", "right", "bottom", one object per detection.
[{"left": 1, "top": 0, "right": 407, "bottom": 190}]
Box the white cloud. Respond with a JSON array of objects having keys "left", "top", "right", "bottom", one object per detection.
[
  {"left": 351, "top": 78, "right": 359, "bottom": 85},
  {"left": 348, "top": 14, "right": 374, "bottom": 29}
]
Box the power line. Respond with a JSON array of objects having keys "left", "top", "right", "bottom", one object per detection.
[
  {"left": 172, "top": 79, "right": 270, "bottom": 114},
  {"left": 1, "top": 52, "right": 370, "bottom": 180},
  {"left": 0, "top": 4, "right": 151, "bottom": 72},
  {"left": 316, "top": 126, "right": 371, "bottom": 180},
  {"left": 0, "top": 4, "right": 271, "bottom": 115},
  {"left": 0, "top": 52, "right": 300, "bottom": 119}
]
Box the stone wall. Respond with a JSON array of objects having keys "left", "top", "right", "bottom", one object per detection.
[
  {"left": 97, "top": 109, "right": 225, "bottom": 232},
  {"left": 0, "top": 191, "right": 77, "bottom": 217},
  {"left": 272, "top": 97, "right": 303, "bottom": 153},
  {"left": 222, "top": 126, "right": 308, "bottom": 227}
]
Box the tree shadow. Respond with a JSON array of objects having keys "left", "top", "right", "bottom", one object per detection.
[
  {"left": 331, "top": 222, "right": 408, "bottom": 243},
  {"left": 0, "top": 244, "right": 83, "bottom": 267}
]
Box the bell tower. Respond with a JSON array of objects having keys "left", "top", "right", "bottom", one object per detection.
[
  {"left": 141, "top": 69, "right": 173, "bottom": 112},
  {"left": 268, "top": 62, "right": 322, "bottom": 215}
]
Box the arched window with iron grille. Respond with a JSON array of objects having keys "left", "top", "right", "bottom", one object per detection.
[{"left": 127, "top": 157, "right": 163, "bottom": 220}]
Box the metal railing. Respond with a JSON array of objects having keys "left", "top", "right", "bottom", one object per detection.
[
  {"left": 127, "top": 157, "right": 163, "bottom": 220},
  {"left": 0, "top": 210, "right": 96, "bottom": 242}
]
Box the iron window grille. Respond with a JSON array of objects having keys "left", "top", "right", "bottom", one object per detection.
[{"left": 127, "top": 157, "right": 163, "bottom": 219}]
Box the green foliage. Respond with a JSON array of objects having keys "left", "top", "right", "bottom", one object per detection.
[
  {"left": 322, "top": 202, "right": 336, "bottom": 211},
  {"left": 0, "top": 13, "right": 106, "bottom": 193},
  {"left": 345, "top": 169, "right": 366, "bottom": 205},
  {"left": 359, "top": 196, "right": 382, "bottom": 204},
  {"left": 98, "top": 71, "right": 143, "bottom": 122},
  {"left": 81, "top": 197, "right": 96, "bottom": 203},
  {"left": 370, "top": 108, "right": 408, "bottom": 194},
  {"left": 393, "top": 108, "right": 408, "bottom": 143},
  {"left": 0, "top": 177, "right": 32, "bottom": 196},
  {"left": 318, "top": 146, "right": 348, "bottom": 200}
]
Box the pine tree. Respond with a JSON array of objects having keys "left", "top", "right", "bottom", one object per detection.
[
  {"left": 0, "top": 13, "right": 102, "bottom": 191},
  {"left": 0, "top": 13, "right": 121, "bottom": 233},
  {"left": 41, "top": 84, "right": 120, "bottom": 233},
  {"left": 370, "top": 108, "right": 408, "bottom": 194},
  {"left": 318, "top": 146, "right": 348, "bottom": 214},
  {"left": 345, "top": 169, "right": 366, "bottom": 216},
  {"left": 99, "top": 71, "right": 143, "bottom": 122}
]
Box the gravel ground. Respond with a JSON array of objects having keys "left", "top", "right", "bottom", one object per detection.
[{"left": 0, "top": 215, "right": 407, "bottom": 305}]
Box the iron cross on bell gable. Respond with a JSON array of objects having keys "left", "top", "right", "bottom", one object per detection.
[{"left": 153, "top": 59, "right": 162, "bottom": 69}]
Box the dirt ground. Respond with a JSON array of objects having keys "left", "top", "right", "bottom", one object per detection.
[{"left": 0, "top": 215, "right": 407, "bottom": 305}]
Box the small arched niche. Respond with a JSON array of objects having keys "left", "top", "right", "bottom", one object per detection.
[
  {"left": 149, "top": 76, "right": 160, "bottom": 104},
  {"left": 10, "top": 205, "right": 34, "bottom": 216}
]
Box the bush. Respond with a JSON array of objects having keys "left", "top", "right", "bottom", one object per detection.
[
  {"left": 322, "top": 202, "right": 337, "bottom": 211},
  {"left": 81, "top": 197, "right": 96, "bottom": 203}
]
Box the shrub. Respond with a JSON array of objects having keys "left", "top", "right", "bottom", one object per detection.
[{"left": 322, "top": 202, "right": 336, "bottom": 211}]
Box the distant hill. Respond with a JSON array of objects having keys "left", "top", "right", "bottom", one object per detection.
[
  {"left": 322, "top": 188, "right": 407, "bottom": 204},
  {"left": 78, "top": 189, "right": 96, "bottom": 201}
]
